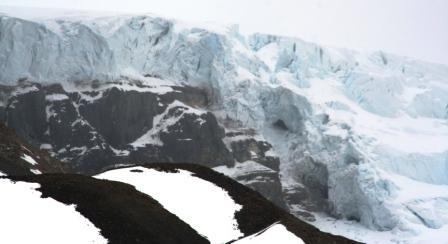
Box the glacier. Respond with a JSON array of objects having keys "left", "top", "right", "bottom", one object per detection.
[{"left": 0, "top": 9, "right": 448, "bottom": 243}]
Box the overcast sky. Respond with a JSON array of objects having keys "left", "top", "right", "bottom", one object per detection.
[{"left": 1, "top": 0, "right": 447, "bottom": 65}]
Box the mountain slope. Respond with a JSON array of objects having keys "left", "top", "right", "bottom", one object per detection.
[
  {"left": 0, "top": 177, "right": 107, "bottom": 244},
  {"left": 2, "top": 164, "right": 358, "bottom": 244},
  {"left": 0, "top": 9, "right": 447, "bottom": 243},
  {"left": 96, "top": 163, "right": 358, "bottom": 243},
  {"left": 2, "top": 173, "right": 210, "bottom": 244},
  {"left": 0, "top": 115, "right": 355, "bottom": 243},
  {"left": 0, "top": 122, "right": 65, "bottom": 176}
]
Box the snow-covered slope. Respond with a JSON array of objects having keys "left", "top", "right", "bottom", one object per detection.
[
  {"left": 0, "top": 8, "right": 447, "bottom": 243},
  {"left": 0, "top": 178, "right": 107, "bottom": 244},
  {"left": 1, "top": 163, "right": 356, "bottom": 244},
  {"left": 1, "top": 172, "right": 211, "bottom": 244},
  {"left": 96, "top": 166, "right": 244, "bottom": 243},
  {"left": 93, "top": 164, "right": 354, "bottom": 244}
]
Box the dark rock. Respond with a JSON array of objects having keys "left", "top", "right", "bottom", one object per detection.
[
  {"left": 227, "top": 136, "right": 279, "bottom": 171},
  {"left": 159, "top": 108, "right": 233, "bottom": 167},
  {"left": 0, "top": 82, "right": 231, "bottom": 172},
  {"left": 79, "top": 87, "right": 163, "bottom": 148},
  {"left": 5, "top": 84, "right": 47, "bottom": 146},
  {"left": 234, "top": 171, "right": 286, "bottom": 209},
  {"left": 220, "top": 129, "right": 286, "bottom": 208},
  {"left": 0, "top": 122, "right": 66, "bottom": 175},
  {"left": 0, "top": 106, "right": 5, "bottom": 122}
]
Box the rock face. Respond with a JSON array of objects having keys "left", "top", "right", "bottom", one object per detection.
[
  {"left": 0, "top": 81, "right": 286, "bottom": 208},
  {"left": 0, "top": 121, "right": 65, "bottom": 176},
  {"left": 214, "top": 128, "right": 286, "bottom": 209}
]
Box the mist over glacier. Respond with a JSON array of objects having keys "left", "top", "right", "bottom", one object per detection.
[{"left": 0, "top": 8, "right": 447, "bottom": 243}]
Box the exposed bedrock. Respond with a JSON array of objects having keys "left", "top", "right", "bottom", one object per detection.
[{"left": 0, "top": 81, "right": 286, "bottom": 208}]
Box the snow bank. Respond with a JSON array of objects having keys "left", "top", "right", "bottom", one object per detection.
[
  {"left": 95, "top": 166, "right": 243, "bottom": 243},
  {"left": 0, "top": 179, "right": 107, "bottom": 244}
]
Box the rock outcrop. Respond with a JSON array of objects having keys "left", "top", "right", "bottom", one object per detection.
[
  {"left": 0, "top": 121, "right": 65, "bottom": 176},
  {"left": 0, "top": 81, "right": 286, "bottom": 208}
]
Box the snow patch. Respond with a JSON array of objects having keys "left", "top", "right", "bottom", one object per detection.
[
  {"left": 0, "top": 179, "right": 107, "bottom": 244},
  {"left": 95, "top": 166, "right": 243, "bottom": 243},
  {"left": 69, "top": 146, "right": 87, "bottom": 155},
  {"left": 110, "top": 146, "right": 130, "bottom": 156},
  {"left": 214, "top": 160, "right": 276, "bottom": 178},
  {"left": 39, "top": 143, "right": 53, "bottom": 150},
  {"left": 103, "top": 79, "right": 174, "bottom": 95},
  {"left": 12, "top": 85, "right": 39, "bottom": 96},
  {"left": 21, "top": 154, "right": 38, "bottom": 165},
  {"left": 30, "top": 169, "right": 42, "bottom": 175},
  {"left": 45, "top": 94, "right": 69, "bottom": 101}
]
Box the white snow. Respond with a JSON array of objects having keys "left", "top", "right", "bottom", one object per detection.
[
  {"left": 256, "top": 43, "right": 280, "bottom": 71},
  {"left": 45, "top": 94, "right": 69, "bottom": 101},
  {"left": 95, "top": 166, "right": 243, "bottom": 243},
  {"left": 214, "top": 161, "right": 276, "bottom": 178},
  {"left": 98, "top": 79, "right": 174, "bottom": 95},
  {"left": 264, "top": 149, "right": 277, "bottom": 157},
  {"left": 40, "top": 144, "right": 53, "bottom": 150},
  {"left": 312, "top": 212, "right": 448, "bottom": 244},
  {"left": 214, "top": 160, "right": 278, "bottom": 186},
  {"left": 11, "top": 85, "right": 39, "bottom": 96},
  {"left": 21, "top": 154, "right": 38, "bottom": 165},
  {"left": 110, "top": 146, "right": 130, "bottom": 156},
  {"left": 69, "top": 146, "right": 88, "bottom": 155},
  {"left": 0, "top": 171, "right": 5, "bottom": 176},
  {"left": 30, "top": 169, "right": 42, "bottom": 175},
  {"left": 233, "top": 223, "right": 304, "bottom": 244},
  {"left": 62, "top": 78, "right": 175, "bottom": 102},
  {"left": 382, "top": 170, "right": 448, "bottom": 204},
  {"left": 0, "top": 179, "right": 107, "bottom": 244},
  {"left": 46, "top": 104, "right": 56, "bottom": 120},
  {"left": 311, "top": 213, "right": 405, "bottom": 244}
]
